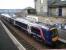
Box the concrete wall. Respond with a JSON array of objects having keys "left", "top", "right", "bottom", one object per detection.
[
  {"left": 35, "top": 0, "right": 41, "bottom": 15},
  {"left": 62, "top": 7, "right": 66, "bottom": 16},
  {"left": 50, "top": 7, "right": 66, "bottom": 17},
  {"left": 50, "top": 8, "right": 59, "bottom": 16},
  {"left": 35, "top": 0, "right": 66, "bottom": 17},
  {"left": 35, "top": 0, "right": 48, "bottom": 16}
]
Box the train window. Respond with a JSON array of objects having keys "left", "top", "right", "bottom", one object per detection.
[
  {"left": 10, "top": 19, "right": 14, "bottom": 24},
  {"left": 50, "top": 29, "right": 58, "bottom": 37},
  {"left": 16, "top": 21, "right": 27, "bottom": 29},
  {"left": 31, "top": 26, "right": 40, "bottom": 35}
]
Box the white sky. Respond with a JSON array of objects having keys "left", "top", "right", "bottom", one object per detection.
[{"left": 0, "top": 0, "right": 35, "bottom": 9}]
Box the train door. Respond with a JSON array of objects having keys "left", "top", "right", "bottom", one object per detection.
[{"left": 27, "top": 25, "right": 31, "bottom": 34}]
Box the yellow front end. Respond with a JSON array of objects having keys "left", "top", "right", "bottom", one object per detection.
[
  {"left": 50, "top": 28, "right": 59, "bottom": 42},
  {"left": 52, "top": 36, "right": 59, "bottom": 42}
]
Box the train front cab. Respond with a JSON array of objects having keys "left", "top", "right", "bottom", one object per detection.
[
  {"left": 50, "top": 28, "right": 59, "bottom": 45},
  {"left": 42, "top": 28, "right": 59, "bottom": 45},
  {"left": 30, "top": 26, "right": 59, "bottom": 45}
]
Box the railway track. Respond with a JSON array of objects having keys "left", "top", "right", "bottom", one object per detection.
[{"left": 1, "top": 17, "right": 66, "bottom": 50}]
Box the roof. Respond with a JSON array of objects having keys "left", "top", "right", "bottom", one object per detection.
[
  {"left": 15, "top": 18, "right": 31, "bottom": 24},
  {"left": 49, "top": 1, "right": 66, "bottom": 7},
  {"left": 24, "top": 7, "right": 35, "bottom": 10}
]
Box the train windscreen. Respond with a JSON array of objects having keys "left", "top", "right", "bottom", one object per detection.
[{"left": 50, "top": 28, "right": 58, "bottom": 37}]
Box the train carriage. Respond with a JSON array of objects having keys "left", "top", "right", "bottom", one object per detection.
[
  {"left": 30, "top": 22, "right": 58, "bottom": 45},
  {"left": 14, "top": 18, "right": 30, "bottom": 31},
  {"left": 1, "top": 14, "right": 59, "bottom": 45},
  {"left": 14, "top": 17, "right": 59, "bottom": 45},
  {"left": 1, "top": 14, "right": 16, "bottom": 24},
  {"left": 1, "top": 14, "right": 11, "bottom": 22}
]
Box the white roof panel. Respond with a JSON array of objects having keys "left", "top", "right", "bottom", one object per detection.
[
  {"left": 1, "top": 14, "right": 11, "bottom": 18},
  {"left": 15, "top": 18, "right": 31, "bottom": 24}
]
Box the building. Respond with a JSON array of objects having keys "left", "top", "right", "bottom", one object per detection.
[
  {"left": 35, "top": 0, "right": 66, "bottom": 17},
  {"left": 35, "top": 0, "right": 48, "bottom": 16},
  {"left": 24, "top": 7, "right": 36, "bottom": 15},
  {"left": 49, "top": 0, "right": 66, "bottom": 17},
  {"left": 15, "top": 7, "right": 36, "bottom": 17}
]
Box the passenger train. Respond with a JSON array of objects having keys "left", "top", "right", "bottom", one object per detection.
[{"left": 1, "top": 14, "right": 59, "bottom": 45}]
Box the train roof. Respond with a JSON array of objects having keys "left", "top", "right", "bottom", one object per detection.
[
  {"left": 15, "top": 17, "right": 31, "bottom": 24},
  {"left": 1, "top": 14, "right": 11, "bottom": 18},
  {"left": 36, "top": 22, "right": 54, "bottom": 30},
  {"left": 15, "top": 17, "right": 50, "bottom": 30},
  {"left": 1, "top": 14, "right": 53, "bottom": 30}
]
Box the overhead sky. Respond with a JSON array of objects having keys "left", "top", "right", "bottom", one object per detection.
[{"left": 0, "top": 0, "right": 35, "bottom": 9}]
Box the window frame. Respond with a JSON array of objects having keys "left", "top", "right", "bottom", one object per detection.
[
  {"left": 31, "top": 26, "right": 41, "bottom": 35},
  {"left": 15, "top": 21, "right": 28, "bottom": 30}
]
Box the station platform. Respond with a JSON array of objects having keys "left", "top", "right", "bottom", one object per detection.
[{"left": 0, "top": 21, "right": 19, "bottom": 50}]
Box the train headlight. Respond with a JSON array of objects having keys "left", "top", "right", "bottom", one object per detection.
[
  {"left": 52, "top": 36, "right": 59, "bottom": 42},
  {"left": 50, "top": 28, "right": 59, "bottom": 41}
]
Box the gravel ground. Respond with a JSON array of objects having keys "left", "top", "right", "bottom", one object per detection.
[{"left": 38, "top": 16, "right": 66, "bottom": 25}]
